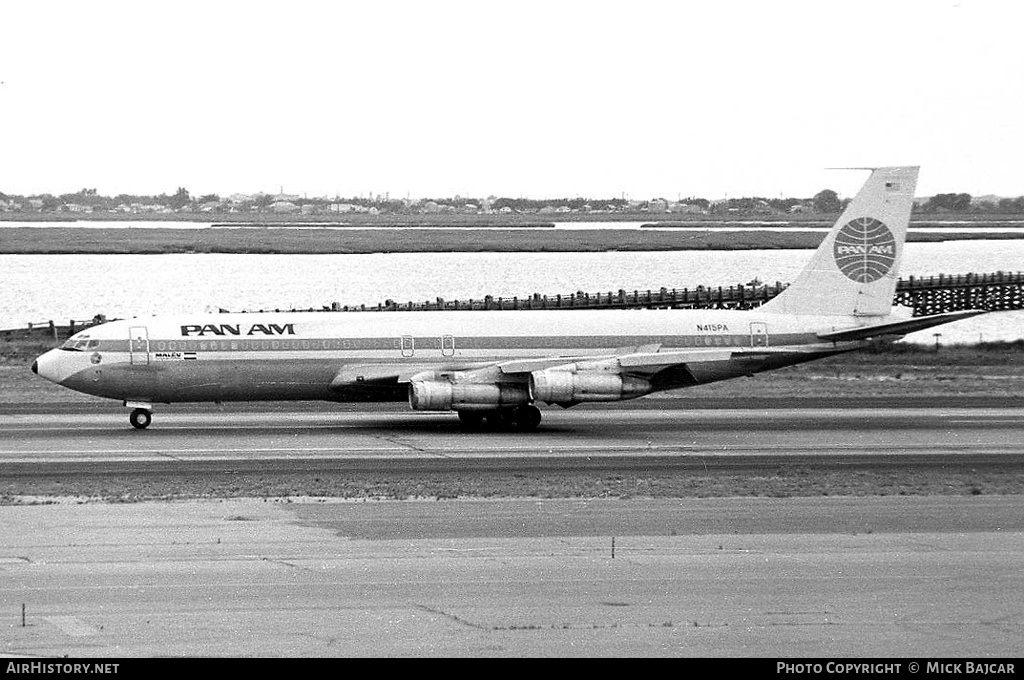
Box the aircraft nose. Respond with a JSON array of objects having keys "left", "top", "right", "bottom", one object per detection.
[{"left": 32, "top": 349, "right": 69, "bottom": 385}]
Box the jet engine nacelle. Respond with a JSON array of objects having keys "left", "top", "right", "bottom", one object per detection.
[
  {"left": 408, "top": 380, "right": 531, "bottom": 411},
  {"left": 529, "top": 369, "right": 652, "bottom": 404}
]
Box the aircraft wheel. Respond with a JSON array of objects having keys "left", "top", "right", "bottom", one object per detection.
[
  {"left": 457, "top": 410, "right": 485, "bottom": 430},
  {"left": 484, "top": 409, "right": 513, "bottom": 430},
  {"left": 511, "top": 405, "right": 542, "bottom": 431},
  {"left": 129, "top": 408, "right": 152, "bottom": 430}
]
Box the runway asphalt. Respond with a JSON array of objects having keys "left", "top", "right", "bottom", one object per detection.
[
  {"left": 2, "top": 403, "right": 1023, "bottom": 657},
  {"left": 2, "top": 496, "right": 1022, "bottom": 657},
  {"left": 3, "top": 404, "right": 1024, "bottom": 465}
]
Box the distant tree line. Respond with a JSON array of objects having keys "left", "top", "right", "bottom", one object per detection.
[
  {"left": 2, "top": 186, "right": 1024, "bottom": 215},
  {"left": 490, "top": 197, "right": 631, "bottom": 212},
  {"left": 927, "top": 192, "right": 1024, "bottom": 214},
  {"left": 924, "top": 193, "right": 972, "bottom": 212}
]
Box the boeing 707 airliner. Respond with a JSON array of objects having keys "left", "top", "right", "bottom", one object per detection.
[{"left": 32, "top": 167, "right": 984, "bottom": 430}]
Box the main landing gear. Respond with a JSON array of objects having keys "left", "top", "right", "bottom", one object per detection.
[{"left": 458, "top": 404, "right": 542, "bottom": 432}]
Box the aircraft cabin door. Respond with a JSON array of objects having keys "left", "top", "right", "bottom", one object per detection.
[
  {"left": 400, "top": 335, "right": 415, "bottom": 358},
  {"left": 129, "top": 326, "right": 151, "bottom": 365},
  {"left": 750, "top": 322, "right": 769, "bottom": 348},
  {"left": 441, "top": 334, "right": 455, "bottom": 357}
]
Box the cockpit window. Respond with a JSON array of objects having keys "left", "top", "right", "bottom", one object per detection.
[{"left": 60, "top": 335, "right": 94, "bottom": 352}]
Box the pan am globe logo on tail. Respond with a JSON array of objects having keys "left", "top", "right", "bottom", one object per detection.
[{"left": 832, "top": 217, "right": 897, "bottom": 283}]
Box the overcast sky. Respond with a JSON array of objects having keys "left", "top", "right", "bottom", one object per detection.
[{"left": 1, "top": 0, "right": 1021, "bottom": 201}]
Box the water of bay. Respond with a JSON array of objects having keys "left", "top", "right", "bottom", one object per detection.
[{"left": 2, "top": 239, "right": 1021, "bottom": 345}]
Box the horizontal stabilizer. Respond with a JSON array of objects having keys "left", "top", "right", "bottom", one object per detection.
[{"left": 816, "top": 310, "right": 987, "bottom": 342}]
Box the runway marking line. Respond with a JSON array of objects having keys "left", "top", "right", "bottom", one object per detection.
[{"left": 3, "top": 444, "right": 1024, "bottom": 460}]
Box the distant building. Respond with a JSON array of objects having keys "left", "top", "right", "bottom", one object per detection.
[
  {"left": 127, "top": 203, "right": 173, "bottom": 214},
  {"left": 270, "top": 201, "right": 299, "bottom": 213},
  {"left": 329, "top": 203, "right": 366, "bottom": 213},
  {"left": 671, "top": 203, "right": 707, "bottom": 214}
]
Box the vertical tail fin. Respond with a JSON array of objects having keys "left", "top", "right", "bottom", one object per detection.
[{"left": 760, "top": 166, "right": 919, "bottom": 317}]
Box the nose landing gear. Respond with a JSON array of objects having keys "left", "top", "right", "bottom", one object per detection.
[
  {"left": 129, "top": 409, "right": 152, "bottom": 429},
  {"left": 125, "top": 402, "right": 154, "bottom": 430}
]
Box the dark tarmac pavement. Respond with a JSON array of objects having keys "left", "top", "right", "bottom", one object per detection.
[
  {"left": 2, "top": 403, "right": 1023, "bottom": 657},
  {"left": 2, "top": 497, "right": 1022, "bottom": 657}
]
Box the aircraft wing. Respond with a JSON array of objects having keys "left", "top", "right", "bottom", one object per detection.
[
  {"left": 332, "top": 361, "right": 510, "bottom": 387},
  {"left": 496, "top": 347, "right": 812, "bottom": 399},
  {"left": 616, "top": 348, "right": 735, "bottom": 369},
  {"left": 498, "top": 348, "right": 758, "bottom": 376},
  {"left": 497, "top": 356, "right": 609, "bottom": 374},
  {"left": 816, "top": 310, "right": 987, "bottom": 342},
  {"left": 334, "top": 341, "right": 867, "bottom": 391},
  {"left": 496, "top": 343, "right": 667, "bottom": 375}
]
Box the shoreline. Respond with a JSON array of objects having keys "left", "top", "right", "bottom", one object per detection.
[{"left": 3, "top": 224, "right": 1024, "bottom": 254}]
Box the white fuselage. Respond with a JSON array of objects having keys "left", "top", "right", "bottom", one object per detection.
[{"left": 33, "top": 307, "right": 861, "bottom": 406}]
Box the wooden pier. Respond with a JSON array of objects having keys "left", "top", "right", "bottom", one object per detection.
[
  {"left": 1, "top": 316, "right": 109, "bottom": 342},
  {"left": 337, "top": 270, "right": 1024, "bottom": 317},
  {"left": 337, "top": 281, "right": 790, "bottom": 313},
  {"left": 893, "top": 271, "right": 1024, "bottom": 316}
]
